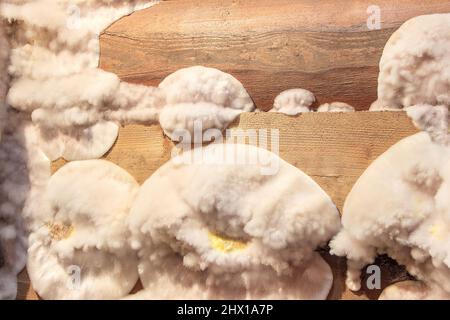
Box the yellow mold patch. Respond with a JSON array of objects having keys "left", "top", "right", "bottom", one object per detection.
[
  {"left": 208, "top": 232, "right": 247, "bottom": 253},
  {"left": 47, "top": 223, "right": 74, "bottom": 241},
  {"left": 429, "top": 224, "right": 445, "bottom": 240}
]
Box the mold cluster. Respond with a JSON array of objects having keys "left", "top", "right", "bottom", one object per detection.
[{"left": 0, "top": 2, "right": 449, "bottom": 300}]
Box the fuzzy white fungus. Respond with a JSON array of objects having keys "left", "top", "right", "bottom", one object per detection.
[
  {"left": 34, "top": 121, "right": 119, "bottom": 161},
  {"left": 0, "top": 19, "right": 8, "bottom": 141},
  {"left": 2, "top": 0, "right": 161, "bottom": 161},
  {"left": 379, "top": 280, "right": 450, "bottom": 300},
  {"left": 317, "top": 102, "right": 355, "bottom": 113},
  {"left": 0, "top": 114, "right": 50, "bottom": 299},
  {"left": 406, "top": 104, "right": 449, "bottom": 145},
  {"left": 0, "top": 0, "right": 165, "bottom": 300},
  {"left": 371, "top": 14, "right": 450, "bottom": 111},
  {"left": 127, "top": 143, "right": 340, "bottom": 299},
  {"left": 158, "top": 66, "right": 254, "bottom": 141},
  {"left": 270, "top": 88, "right": 315, "bottom": 115},
  {"left": 27, "top": 160, "right": 140, "bottom": 299},
  {"left": 0, "top": 218, "right": 27, "bottom": 300},
  {"left": 330, "top": 127, "right": 450, "bottom": 296}
]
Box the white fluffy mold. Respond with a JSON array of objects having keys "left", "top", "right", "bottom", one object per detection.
[
  {"left": 127, "top": 143, "right": 340, "bottom": 299},
  {"left": 158, "top": 66, "right": 255, "bottom": 141},
  {"left": 317, "top": 102, "right": 355, "bottom": 113},
  {"left": 330, "top": 124, "right": 450, "bottom": 296},
  {"left": 270, "top": 88, "right": 315, "bottom": 115},
  {"left": 27, "top": 160, "right": 140, "bottom": 299},
  {"left": 2, "top": 1, "right": 162, "bottom": 161},
  {"left": 371, "top": 14, "right": 450, "bottom": 110},
  {"left": 34, "top": 120, "right": 119, "bottom": 162},
  {"left": 379, "top": 280, "right": 450, "bottom": 300},
  {"left": 0, "top": 217, "right": 27, "bottom": 300},
  {"left": 0, "top": 19, "right": 9, "bottom": 141}
]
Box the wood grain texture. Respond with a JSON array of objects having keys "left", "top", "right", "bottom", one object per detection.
[
  {"left": 51, "top": 111, "right": 419, "bottom": 212},
  {"left": 231, "top": 112, "right": 419, "bottom": 211},
  {"left": 15, "top": 111, "right": 414, "bottom": 300},
  {"left": 51, "top": 125, "right": 173, "bottom": 184},
  {"left": 100, "top": 0, "right": 450, "bottom": 111},
  {"left": 17, "top": 270, "right": 39, "bottom": 300},
  {"left": 50, "top": 112, "right": 419, "bottom": 211}
]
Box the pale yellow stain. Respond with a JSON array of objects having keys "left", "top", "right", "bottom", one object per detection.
[
  {"left": 208, "top": 232, "right": 247, "bottom": 253},
  {"left": 414, "top": 196, "right": 424, "bottom": 206},
  {"left": 429, "top": 224, "right": 444, "bottom": 240},
  {"left": 47, "top": 223, "right": 74, "bottom": 241}
]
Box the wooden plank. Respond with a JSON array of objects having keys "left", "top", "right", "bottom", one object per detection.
[
  {"left": 17, "top": 270, "right": 39, "bottom": 300},
  {"left": 52, "top": 111, "right": 418, "bottom": 211},
  {"left": 99, "top": 0, "right": 450, "bottom": 111}
]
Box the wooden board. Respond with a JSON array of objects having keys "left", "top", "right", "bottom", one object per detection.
[
  {"left": 15, "top": 111, "right": 418, "bottom": 300},
  {"left": 52, "top": 111, "right": 418, "bottom": 212},
  {"left": 100, "top": 0, "right": 450, "bottom": 111}
]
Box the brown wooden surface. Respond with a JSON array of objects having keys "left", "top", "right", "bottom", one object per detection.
[
  {"left": 18, "top": 111, "right": 419, "bottom": 300},
  {"left": 100, "top": 0, "right": 450, "bottom": 111},
  {"left": 51, "top": 112, "right": 418, "bottom": 212}
]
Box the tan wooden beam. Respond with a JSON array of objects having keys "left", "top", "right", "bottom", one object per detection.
[{"left": 100, "top": 0, "right": 450, "bottom": 111}]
